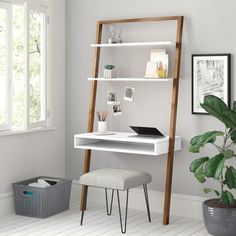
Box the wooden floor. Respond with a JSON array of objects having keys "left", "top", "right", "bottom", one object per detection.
[{"left": 0, "top": 202, "right": 211, "bottom": 236}]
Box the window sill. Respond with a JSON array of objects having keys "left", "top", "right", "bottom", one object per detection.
[{"left": 0, "top": 126, "right": 56, "bottom": 137}]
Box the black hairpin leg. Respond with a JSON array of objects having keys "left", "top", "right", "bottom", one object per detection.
[
  {"left": 105, "top": 188, "right": 114, "bottom": 215},
  {"left": 117, "top": 189, "right": 129, "bottom": 234},
  {"left": 80, "top": 210, "right": 84, "bottom": 225},
  {"left": 143, "top": 184, "right": 151, "bottom": 222}
]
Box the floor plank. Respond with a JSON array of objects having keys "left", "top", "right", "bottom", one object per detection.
[{"left": 0, "top": 202, "right": 209, "bottom": 236}]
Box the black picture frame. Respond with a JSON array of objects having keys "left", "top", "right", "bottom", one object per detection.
[{"left": 192, "top": 54, "right": 231, "bottom": 114}]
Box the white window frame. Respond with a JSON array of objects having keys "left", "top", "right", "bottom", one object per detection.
[
  {"left": 25, "top": 1, "right": 47, "bottom": 130},
  {"left": 0, "top": 2, "right": 12, "bottom": 131},
  {"left": 0, "top": 0, "right": 49, "bottom": 132}
]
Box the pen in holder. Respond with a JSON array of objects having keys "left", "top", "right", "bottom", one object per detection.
[{"left": 96, "top": 111, "right": 108, "bottom": 133}]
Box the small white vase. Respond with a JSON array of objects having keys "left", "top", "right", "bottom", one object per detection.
[
  {"left": 104, "top": 69, "right": 116, "bottom": 78},
  {"left": 98, "top": 121, "right": 107, "bottom": 133}
]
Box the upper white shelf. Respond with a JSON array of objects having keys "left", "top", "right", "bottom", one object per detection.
[
  {"left": 74, "top": 132, "right": 181, "bottom": 156},
  {"left": 88, "top": 77, "right": 173, "bottom": 82},
  {"left": 91, "top": 41, "right": 173, "bottom": 48}
]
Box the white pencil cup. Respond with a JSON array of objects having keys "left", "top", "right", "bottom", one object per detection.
[{"left": 98, "top": 121, "right": 107, "bottom": 133}]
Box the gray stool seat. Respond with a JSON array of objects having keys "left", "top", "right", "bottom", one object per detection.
[
  {"left": 79, "top": 168, "right": 152, "bottom": 234},
  {"left": 79, "top": 168, "right": 152, "bottom": 190}
]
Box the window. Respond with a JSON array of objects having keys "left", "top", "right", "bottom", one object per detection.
[{"left": 0, "top": 1, "right": 48, "bottom": 132}]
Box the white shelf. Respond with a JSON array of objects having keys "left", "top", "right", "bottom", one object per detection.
[
  {"left": 88, "top": 77, "right": 173, "bottom": 82},
  {"left": 91, "top": 41, "right": 172, "bottom": 47},
  {"left": 74, "top": 132, "right": 181, "bottom": 156}
]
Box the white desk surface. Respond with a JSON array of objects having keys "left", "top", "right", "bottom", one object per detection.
[{"left": 74, "top": 132, "right": 181, "bottom": 156}]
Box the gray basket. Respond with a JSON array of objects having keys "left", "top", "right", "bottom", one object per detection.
[{"left": 12, "top": 176, "right": 72, "bottom": 218}]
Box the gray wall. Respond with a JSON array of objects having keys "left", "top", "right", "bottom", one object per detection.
[
  {"left": 0, "top": 0, "right": 65, "bottom": 195},
  {"left": 65, "top": 0, "right": 236, "bottom": 197}
]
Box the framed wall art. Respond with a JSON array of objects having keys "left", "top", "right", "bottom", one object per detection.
[{"left": 192, "top": 54, "right": 230, "bottom": 114}]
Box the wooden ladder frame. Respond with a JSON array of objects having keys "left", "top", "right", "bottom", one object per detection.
[{"left": 80, "top": 16, "right": 184, "bottom": 225}]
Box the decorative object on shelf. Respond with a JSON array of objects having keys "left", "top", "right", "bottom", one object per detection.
[
  {"left": 145, "top": 61, "right": 158, "bottom": 78},
  {"left": 188, "top": 95, "right": 236, "bottom": 236},
  {"left": 96, "top": 111, "right": 108, "bottom": 133},
  {"left": 124, "top": 87, "right": 135, "bottom": 102},
  {"left": 115, "top": 25, "right": 122, "bottom": 43},
  {"left": 151, "top": 49, "right": 169, "bottom": 78},
  {"left": 104, "top": 64, "right": 116, "bottom": 78},
  {"left": 112, "top": 102, "right": 122, "bottom": 116},
  {"left": 108, "top": 25, "right": 116, "bottom": 44},
  {"left": 145, "top": 49, "right": 168, "bottom": 78},
  {"left": 107, "top": 91, "right": 117, "bottom": 104},
  {"left": 192, "top": 54, "right": 230, "bottom": 114}
]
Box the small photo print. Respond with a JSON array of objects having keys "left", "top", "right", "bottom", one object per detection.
[
  {"left": 107, "top": 91, "right": 117, "bottom": 104},
  {"left": 124, "top": 87, "right": 135, "bottom": 102},
  {"left": 112, "top": 102, "right": 122, "bottom": 116}
]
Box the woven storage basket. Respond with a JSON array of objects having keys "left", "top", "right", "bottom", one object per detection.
[{"left": 12, "top": 176, "right": 72, "bottom": 218}]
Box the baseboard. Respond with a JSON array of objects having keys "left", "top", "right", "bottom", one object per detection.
[
  {"left": 72, "top": 180, "right": 206, "bottom": 220},
  {"left": 0, "top": 192, "right": 14, "bottom": 216},
  {"left": 0, "top": 181, "right": 206, "bottom": 220}
]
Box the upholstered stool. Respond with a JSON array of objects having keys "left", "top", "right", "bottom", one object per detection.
[{"left": 79, "top": 168, "right": 152, "bottom": 234}]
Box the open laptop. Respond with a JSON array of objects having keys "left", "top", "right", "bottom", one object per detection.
[{"left": 129, "top": 126, "right": 165, "bottom": 138}]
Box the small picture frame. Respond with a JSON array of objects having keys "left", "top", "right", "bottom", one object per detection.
[
  {"left": 112, "top": 102, "right": 122, "bottom": 116},
  {"left": 124, "top": 87, "right": 135, "bottom": 102},
  {"left": 107, "top": 91, "right": 117, "bottom": 104},
  {"left": 192, "top": 54, "right": 231, "bottom": 114}
]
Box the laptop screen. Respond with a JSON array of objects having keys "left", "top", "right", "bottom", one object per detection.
[{"left": 130, "top": 126, "right": 165, "bottom": 137}]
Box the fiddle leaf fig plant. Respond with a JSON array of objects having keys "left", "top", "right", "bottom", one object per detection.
[{"left": 189, "top": 95, "right": 236, "bottom": 206}]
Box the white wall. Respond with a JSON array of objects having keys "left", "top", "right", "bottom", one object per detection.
[
  {"left": 0, "top": 0, "right": 65, "bottom": 200},
  {"left": 65, "top": 0, "right": 236, "bottom": 198}
]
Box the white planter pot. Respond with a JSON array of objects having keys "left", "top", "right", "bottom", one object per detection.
[
  {"left": 98, "top": 121, "right": 107, "bottom": 133},
  {"left": 104, "top": 69, "right": 116, "bottom": 78}
]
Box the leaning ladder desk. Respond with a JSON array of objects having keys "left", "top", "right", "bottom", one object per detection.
[{"left": 75, "top": 16, "right": 184, "bottom": 225}]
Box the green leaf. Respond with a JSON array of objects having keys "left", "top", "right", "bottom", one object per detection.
[
  {"left": 190, "top": 157, "right": 209, "bottom": 172},
  {"left": 200, "top": 95, "right": 236, "bottom": 128},
  {"left": 230, "top": 129, "right": 236, "bottom": 143},
  {"left": 195, "top": 174, "right": 206, "bottom": 183},
  {"left": 233, "top": 101, "right": 236, "bottom": 112},
  {"left": 224, "top": 149, "right": 235, "bottom": 159},
  {"left": 203, "top": 188, "right": 220, "bottom": 196},
  {"left": 188, "top": 131, "right": 224, "bottom": 153},
  {"left": 204, "top": 154, "right": 224, "bottom": 179},
  {"left": 221, "top": 191, "right": 236, "bottom": 206},
  {"left": 194, "top": 163, "right": 206, "bottom": 183},
  {"left": 214, "top": 157, "right": 225, "bottom": 180},
  {"left": 225, "top": 166, "right": 236, "bottom": 189},
  {"left": 188, "top": 145, "right": 201, "bottom": 153}
]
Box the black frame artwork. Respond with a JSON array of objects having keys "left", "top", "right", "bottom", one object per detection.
[{"left": 192, "top": 54, "right": 231, "bottom": 114}]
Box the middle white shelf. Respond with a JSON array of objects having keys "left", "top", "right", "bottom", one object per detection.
[
  {"left": 88, "top": 78, "right": 173, "bottom": 82},
  {"left": 74, "top": 132, "right": 181, "bottom": 156}
]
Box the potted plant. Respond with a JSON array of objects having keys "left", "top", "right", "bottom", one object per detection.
[
  {"left": 189, "top": 95, "right": 236, "bottom": 236},
  {"left": 104, "top": 64, "right": 116, "bottom": 78}
]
